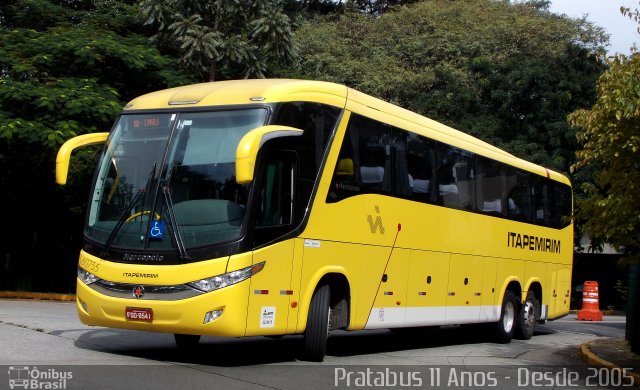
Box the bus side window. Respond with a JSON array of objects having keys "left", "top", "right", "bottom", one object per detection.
[
  {"left": 327, "top": 114, "right": 391, "bottom": 202},
  {"left": 506, "top": 169, "right": 533, "bottom": 222},
  {"left": 404, "top": 132, "right": 435, "bottom": 202},
  {"left": 532, "top": 176, "right": 549, "bottom": 225},
  {"left": 391, "top": 130, "right": 410, "bottom": 198},
  {"left": 273, "top": 102, "right": 341, "bottom": 220},
  {"left": 549, "top": 181, "right": 572, "bottom": 228},
  {"left": 528, "top": 175, "right": 572, "bottom": 228},
  {"left": 358, "top": 126, "right": 391, "bottom": 193},
  {"left": 475, "top": 156, "right": 506, "bottom": 216},
  {"left": 437, "top": 144, "right": 474, "bottom": 210}
]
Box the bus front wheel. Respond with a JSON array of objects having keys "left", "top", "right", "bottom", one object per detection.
[
  {"left": 495, "top": 290, "right": 517, "bottom": 344},
  {"left": 301, "top": 284, "right": 331, "bottom": 362}
]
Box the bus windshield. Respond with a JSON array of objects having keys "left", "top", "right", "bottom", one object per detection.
[{"left": 86, "top": 108, "right": 268, "bottom": 252}]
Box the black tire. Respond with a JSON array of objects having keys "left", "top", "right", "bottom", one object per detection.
[
  {"left": 495, "top": 290, "right": 518, "bottom": 344},
  {"left": 515, "top": 291, "right": 540, "bottom": 340},
  {"left": 174, "top": 333, "right": 201, "bottom": 349},
  {"left": 301, "top": 284, "right": 331, "bottom": 362}
]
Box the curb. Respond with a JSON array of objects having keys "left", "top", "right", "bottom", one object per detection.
[
  {"left": 579, "top": 341, "right": 640, "bottom": 385},
  {"left": 0, "top": 291, "right": 76, "bottom": 301}
]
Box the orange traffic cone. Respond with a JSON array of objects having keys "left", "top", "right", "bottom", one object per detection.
[{"left": 577, "top": 281, "right": 603, "bottom": 321}]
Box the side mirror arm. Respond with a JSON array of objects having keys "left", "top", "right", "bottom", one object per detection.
[
  {"left": 56, "top": 132, "right": 109, "bottom": 185},
  {"left": 235, "top": 125, "right": 303, "bottom": 184}
]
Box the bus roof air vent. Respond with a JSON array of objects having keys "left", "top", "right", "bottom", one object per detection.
[
  {"left": 167, "top": 85, "right": 214, "bottom": 106},
  {"left": 168, "top": 100, "right": 200, "bottom": 105}
]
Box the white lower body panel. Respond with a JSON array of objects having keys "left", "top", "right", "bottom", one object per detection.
[{"left": 365, "top": 305, "right": 502, "bottom": 329}]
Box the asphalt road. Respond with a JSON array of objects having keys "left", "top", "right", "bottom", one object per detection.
[{"left": 0, "top": 300, "right": 628, "bottom": 389}]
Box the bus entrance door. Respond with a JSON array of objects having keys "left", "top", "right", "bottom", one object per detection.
[{"left": 244, "top": 151, "right": 298, "bottom": 335}]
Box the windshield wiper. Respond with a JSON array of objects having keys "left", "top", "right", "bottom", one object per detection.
[
  {"left": 101, "top": 163, "right": 156, "bottom": 256},
  {"left": 161, "top": 185, "right": 191, "bottom": 261}
]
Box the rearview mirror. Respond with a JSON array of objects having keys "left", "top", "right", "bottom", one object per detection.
[
  {"left": 56, "top": 132, "right": 109, "bottom": 185},
  {"left": 235, "top": 125, "right": 303, "bottom": 184}
]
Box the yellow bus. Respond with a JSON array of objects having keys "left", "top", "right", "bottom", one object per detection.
[{"left": 56, "top": 79, "right": 572, "bottom": 361}]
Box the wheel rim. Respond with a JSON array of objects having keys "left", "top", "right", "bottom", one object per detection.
[
  {"left": 503, "top": 301, "right": 515, "bottom": 333},
  {"left": 523, "top": 301, "right": 535, "bottom": 330}
]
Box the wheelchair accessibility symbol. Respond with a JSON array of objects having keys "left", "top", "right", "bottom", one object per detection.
[{"left": 148, "top": 221, "right": 165, "bottom": 240}]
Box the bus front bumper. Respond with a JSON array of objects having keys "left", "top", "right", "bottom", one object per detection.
[{"left": 75, "top": 279, "right": 249, "bottom": 337}]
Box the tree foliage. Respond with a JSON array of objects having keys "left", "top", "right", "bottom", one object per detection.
[
  {"left": 141, "top": 0, "right": 298, "bottom": 81},
  {"left": 0, "top": 0, "right": 614, "bottom": 293},
  {"left": 570, "top": 51, "right": 640, "bottom": 256},
  {"left": 283, "top": 0, "right": 420, "bottom": 17},
  {"left": 0, "top": 0, "right": 192, "bottom": 292},
  {"left": 287, "top": 0, "right": 607, "bottom": 173},
  {"left": 346, "top": 0, "right": 420, "bottom": 15}
]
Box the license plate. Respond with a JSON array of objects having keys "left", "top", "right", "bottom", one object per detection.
[{"left": 125, "top": 307, "right": 153, "bottom": 322}]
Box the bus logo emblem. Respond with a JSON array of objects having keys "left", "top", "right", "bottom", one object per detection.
[
  {"left": 132, "top": 285, "right": 145, "bottom": 299},
  {"left": 367, "top": 206, "right": 385, "bottom": 234}
]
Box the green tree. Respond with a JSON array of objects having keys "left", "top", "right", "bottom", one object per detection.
[
  {"left": 569, "top": 2, "right": 639, "bottom": 352},
  {"left": 283, "top": 0, "right": 345, "bottom": 17},
  {"left": 141, "top": 0, "right": 298, "bottom": 81},
  {"left": 569, "top": 54, "right": 640, "bottom": 256},
  {"left": 0, "top": 0, "right": 192, "bottom": 292},
  {"left": 570, "top": 1, "right": 640, "bottom": 256},
  {"left": 346, "top": 0, "right": 419, "bottom": 15},
  {"left": 287, "top": 0, "right": 606, "bottom": 173}
]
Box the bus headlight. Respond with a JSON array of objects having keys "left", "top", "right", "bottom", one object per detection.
[
  {"left": 78, "top": 267, "right": 100, "bottom": 285},
  {"left": 188, "top": 262, "right": 265, "bottom": 293}
]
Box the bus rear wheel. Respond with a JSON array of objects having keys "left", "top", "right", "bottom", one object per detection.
[
  {"left": 301, "top": 284, "right": 331, "bottom": 362},
  {"left": 515, "top": 291, "right": 539, "bottom": 340},
  {"left": 494, "top": 290, "right": 517, "bottom": 343}
]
